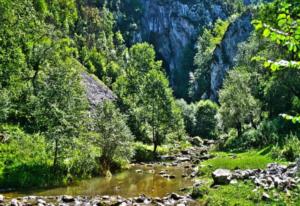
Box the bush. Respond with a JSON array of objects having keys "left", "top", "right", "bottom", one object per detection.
[
  {"left": 176, "top": 99, "right": 218, "bottom": 139},
  {"left": 0, "top": 124, "right": 63, "bottom": 188},
  {"left": 133, "top": 142, "right": 155, "bottom": 162},
  {"left": 281, "top": 135, "right": 300, "bottom": 161},
  {"left": 194, "top": 100, "right": 218, "bottom": 139},
  {"left": 221, "top": 119, "right": 283, "bottom": 151},
  {"left": 191, "top": 185, "right": 209, "bottom": 199}
]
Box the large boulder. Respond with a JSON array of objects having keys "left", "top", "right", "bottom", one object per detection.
[
  {"left": 190, "top": 136, "right": 204, "bottom": 146},
  {"left": 62, "top": 195, "right": 75, "bottom": 203},
  {"left": 212, "top": 169, "right": 232, "bottom": 185}
]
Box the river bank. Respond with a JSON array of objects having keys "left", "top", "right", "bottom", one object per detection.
[
  {"left": 0, "top": 142, "right": 213, "bottom": 205},
  {"left": 1, "top": 141, "right": 300, "bottom": 206}
]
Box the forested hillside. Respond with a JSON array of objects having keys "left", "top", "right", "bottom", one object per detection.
[{"left": 0, "top": 0, "right": 299, "bottom": 205}]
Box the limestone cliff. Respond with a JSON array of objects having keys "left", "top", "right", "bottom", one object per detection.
[
  {"left": 210, "top": 13, "right": 253, "bottom": 100},
  {"left": 81, "top": 73, "right": 116, "bottom": 107},
  {"left": 131, "top": 0, "right": 254, "bottom": 99}
]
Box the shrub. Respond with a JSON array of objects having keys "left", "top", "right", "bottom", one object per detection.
[
  {"left": 176, "top": 99, "right": 196, "bottom": 136},
  {"left": 194, "top": 100, "right": 218, "bottom": 139},
  {"left": 176, "top": 99, "right": 218, "bottom": 139},
  {"left": 281, "top": 135, "right": 300, "bottom": 161},
  {"left": 0, "top": 124, "right": 62, "bottom": 188},
  {"left": 133, "top": 142, "right": 155, "bottom": 162},
  {"left": 191, "top": 185, "right": 209, "bottom": 199},
  {"left": 221, "top": 119, "right": 283, "bottom": 151}
]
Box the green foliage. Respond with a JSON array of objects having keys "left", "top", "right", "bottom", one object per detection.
[
  {"left": 176, "top": 99, "right": 218, "bottom": 138},
  {"left": 190, "top": 19, "right": 230, "bottom": 100},
  {"left": 252, "top": 0, "right": 300, "bottom": 123},
  {"left": 75, "top": 5, "right": 127, "bottom": 86},
  {"left": 90, "top": 101, "right": 134, "bottom": 175},
  {"left": 31, "top": 59, "right": 88, "bottom": 167},
  {"left": 218, "top": 68, "right": 261, "bottom": 136},
  {"left": 114, "top": 43, "right": 186, "bottom": 153},
  {"left": 194, "top": 100, "right": 219, "bottom": 139},
  {"left": 281, "top": 135, "right": 300, "bottom": 161},
  {"left": 176, "top": 99, "right": 197, "bottom": 136},
  {"left": 133, "top": 142, "right": 156, "bottom": 162},
  {"left": 271, "top": 134, "right": 300, "bottom": 162},
  {"left": 0, "top": 125, "right": 58, "bottom": 188}
]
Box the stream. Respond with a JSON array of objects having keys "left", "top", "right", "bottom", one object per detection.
[
  {"left": 2, "top": 145, "right": 210, "bottom": 205},
  {"left": 4, "top": 164, "right": 193, "bottom": 199}
]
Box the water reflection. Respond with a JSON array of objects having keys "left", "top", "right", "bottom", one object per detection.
[{"left": 7, "top": 165, "right": 193, "bottom": 198}]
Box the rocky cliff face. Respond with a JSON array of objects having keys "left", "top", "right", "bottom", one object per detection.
[
  {"left": 135, "top": 0, "right": 229, "bottom": 86},
  {"left": 133, "top": 0, "right": 254, "bottom": 99},
  {"left": 210, "top": 13, "right": 253, "bottom": 100},
  {"left": 81, "top": 73, "right": 116, "bottom": 107}
]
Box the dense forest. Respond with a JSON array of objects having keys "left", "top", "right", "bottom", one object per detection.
[{"left": 0, "top": 0, "right": 299, "bottom": 205}]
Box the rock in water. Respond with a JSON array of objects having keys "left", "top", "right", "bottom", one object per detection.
[
  {"left": 62, "top": 195, "right": 75, "bottom": 203},
  {"left": 0, "top": 195, "right": 4, "bottom": 203},
  {"left": 10, "top": 199, "right": 18, "bottom": 206},
  {"left": 212, "top": 169, "right": 232, "bottom": 185}
]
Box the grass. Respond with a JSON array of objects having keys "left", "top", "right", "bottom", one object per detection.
[
  {"left": 200, "top": 149, "right": 279, "bottom": 175},
  {"left": 195, "top": 149, "right": 300, "bottom": 206},
  {"left": 133, "top": 141, "right": 193, "bottom": 162},
  {"left": 199, "top": 182, "right": 300, "bottom": 206}
]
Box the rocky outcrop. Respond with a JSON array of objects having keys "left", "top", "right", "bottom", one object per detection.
[
  {"left": 134, "top": 0, "right": 255, "bottom": 99},
  {"left": 209, "top": 13, "right": 253, "bottom": 100},
  {"left": 136, "top": 0, "right": 230, "bottom": 87},
  {"left": 81, "top": 72, "right": 116, "bottom": 107}
]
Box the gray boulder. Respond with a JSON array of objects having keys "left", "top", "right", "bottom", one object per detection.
[
  {"left": 212, "top": 169, "right": 232, "bottom": 185},
  {"left": 190, "top": 137, "right": 204, "bottom": 146},
  {"left": 62, "top": 195, "right": 75, "bottom": 203}
]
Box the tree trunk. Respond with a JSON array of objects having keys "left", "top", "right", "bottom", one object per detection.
[
  {"left": 153, "top": 141, "right": 158, "bottom": 155},
  {"left": 53, "top": 138, "right": 59, "bottom": 171},
  {"left": 99, "top": 156, "right": 112, "bottom": 177},
  {"left": 152, "top": 125, "right": 158, "bottom": 156},
  {"left": 32, "top": 62, "right": 40, "bottom": 94},
  {"left": 237, "top": 122, "right": 242, "bottom": 137}
]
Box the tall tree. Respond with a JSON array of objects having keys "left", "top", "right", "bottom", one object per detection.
[
  {"left": 114, "top": 43, "right": 185, "bottom": 153},
  {"left": 32, "top": 59, "right": 88, "bottom": 168},
  {"left": 218, "top": 68, "right": 261, "bottom": 136},
  {"left": 253, "top": 0, "right": 300, "bottom": 123},
  {"left": 91, "top": 101, "right": 134, "bottom": 176}
]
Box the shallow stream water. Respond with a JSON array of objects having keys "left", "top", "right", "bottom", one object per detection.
[{"left": 4, "top": 164, "right": 193, "bottom": 198}]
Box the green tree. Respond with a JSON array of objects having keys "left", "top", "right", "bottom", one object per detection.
[
  {"left": 114, "top": 43, "right": 185, "bottom": 153},
  {"left": 142, "top": 69, "right": 184, "bottom": 154},
  {"left": 190, "top": 19, "right": 230, "bottom": 100},
  {"left": 218, "top": 68, "right": 261, "bottom": 136},
  {"left": 91, "top": 101, "right": 134, "bottom": 176},
  {"left": 194, "top": 100, "right": 218, "bottom": 139},
  {"left": 253, "top": 0, "right": 300, "bottom": 123},
  {"left": 32, "top": 59, "right": 88, "bottom": 168},
  {"left": 176, "top": 99, "right": 197, "bottom": 136}
]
